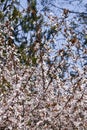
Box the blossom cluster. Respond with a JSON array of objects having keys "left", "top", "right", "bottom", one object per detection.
[{"left": 0, "top": 17, "right": 87, "bottom": 130}]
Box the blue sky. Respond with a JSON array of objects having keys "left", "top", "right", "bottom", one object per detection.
[{"left": 20, "top": 0, "right": 87, "bottom": 13}]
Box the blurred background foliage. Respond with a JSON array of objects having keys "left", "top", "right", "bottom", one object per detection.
[{"left": 0, "top": 0, "right": 87, "bottom": 75}]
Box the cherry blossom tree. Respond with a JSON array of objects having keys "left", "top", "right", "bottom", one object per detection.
[{"left": 0, "top": 0, "right": 87, "bottom": 129}]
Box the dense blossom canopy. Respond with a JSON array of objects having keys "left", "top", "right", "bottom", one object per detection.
[{"left": 0, "top": 0, "right": 87, "bottom": 129}]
